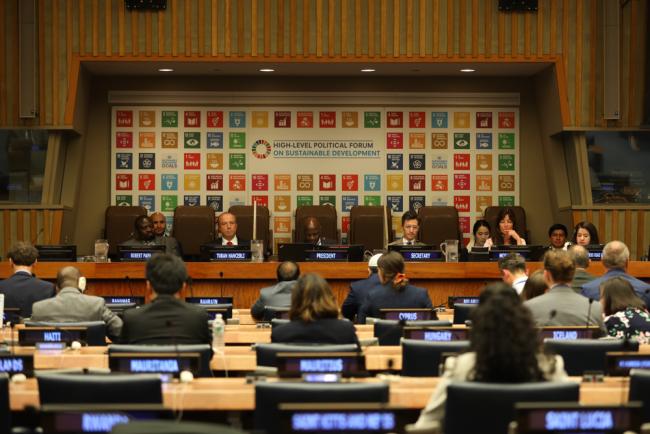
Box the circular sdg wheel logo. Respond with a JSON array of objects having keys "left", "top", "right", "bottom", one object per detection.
[{"left": 252, "top": 139, "right": 271, "bottom": 159}]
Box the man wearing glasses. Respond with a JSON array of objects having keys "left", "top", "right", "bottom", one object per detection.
[{"left": 388, "top": 210, "right": 425, "bottom": 247}]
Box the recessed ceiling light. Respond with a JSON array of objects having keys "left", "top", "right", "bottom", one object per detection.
[
  {"left": 460, "top": 68, "right": 476, "bottom": 73},
  {"left": 361, "top": 68, "right": 375, "bottom": 72},
  {"left": 158, "top": 68, "right": 174, "bottom": 72},
  {"left": 259, "top": 68, "right": 275, "bottom": 72}
]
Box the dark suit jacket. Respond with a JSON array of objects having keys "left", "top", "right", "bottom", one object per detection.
[
  {"left": 571, "top": 268, "right": 596, "bottom": 293},
  {"left": 341, "top": 273, "right": 381, "bottom": 322},
  {"left": 271, "top": 318, "right": 359, "bottom": 345},
  {"left": 358, "top": 283, "right": 433, "bottom": 324},
  {"left": 207, "top": 237, "right": 250, "bottom": 248},
  {"left": 120, "top": 295, "right": 210, "bottom": 345},
  {"left": 250, "top": 280, "right": 295, "bottom": 320},
  {"left": 0, "top": 271, "right": 55, "bottom": 317}
]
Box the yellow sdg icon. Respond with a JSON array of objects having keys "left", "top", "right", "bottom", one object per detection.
[{"left": 252, "top": 139, "right": 271, "bottom": 159}]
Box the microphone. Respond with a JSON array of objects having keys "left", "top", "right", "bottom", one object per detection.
[
  {"left": 30, "top": 228, "right": 44, "bottom": 245},
  {"left": 543, "top": 309, "right": 557, "bottom": 327},
  {"left": 125, "top": 275, "right": 134, "bottom": 299},
  {"left": 165, "top": 319, "right": 192, "bottom": 383},
  {"left": 219, "top": 271, "right": 224, "bottom": 298},
  {"left": 585, "top": 298, "right": 594, "bottom": 329},
  {"left": 187, "top": 276, "right": 195, "bottom": 299}
]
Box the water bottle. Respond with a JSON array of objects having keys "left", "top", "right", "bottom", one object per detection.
[{"left": 212, "top": 314, "right": 225, "bottom": 349}]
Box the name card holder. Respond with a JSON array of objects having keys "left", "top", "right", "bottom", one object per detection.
[
  {"left": 19, "top": 327, "right": 87, "bottom": 346},
  {"left": 606, "top": 351, "right": 650, "bottom": 376},
  {"left": 402, "top": 327, "right": 469, "bottom": 342},
  {"left": 108, "top": 352, "right": 201, "bottom": 378},
  {"left": 0, "top": 353, "right": 34, "bottom": 376},
  {"left": 276, "top": 352, "right": 366, "bottom": 379},
  {"left": 379, "top": 309, "right": 436, "bottom": 321}
]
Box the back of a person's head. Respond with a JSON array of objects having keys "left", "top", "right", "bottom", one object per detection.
[
  {"left": 497, "top": 253, "right": 526, "bottom": 274},
  {"left": 56, "top": 266, "right": 82, "bottom": 290},
  {"left": 568, "top": 245, "right": 590, "bottom": 269},
  {"left": 8, "top": 241, "right": 38, "bottom": 266},
  {"left": 521, "top": 269, "right": 547, "bottom": 302},
  {"left": 472, "top": 282, "right": 545, "bottom": 382},
  {"left": 277, "top": 261, "right": 300, "bottom": 282},
  {"left": 378, "top": 251, "right": 408, "bottom": 290},
  {"left": 600, "top": 277, "right": 645, "bottom": 316},
  {"left": 146, "top": 253, "right": 188, "bottom": 295},
  {"left": 289, "top": 273, "right": 338, "bottom": 322},
  {"left": 602, "top": 241, "right": 629, "bottom": 270},
  {"left": 543, "top": 250, "right": 575, "bottom": 284}
]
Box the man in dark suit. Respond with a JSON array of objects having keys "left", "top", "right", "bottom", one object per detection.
[
  {"left": 303, "top": 216, "right": 331, "bottom": 245},
  {"left": 0, "top": 242, "right": 55, "bottom": 318},
  {"left": 569, "top": 245, "right": 595, "bottom": 293},
  {"left": 150, "top": 211, "right": 181, "bottom": 257},
  {"left": 341, "top": 253, "right": 382, "bottom": 322},
  {"left": 250, "top": 261, "right": 300, "bottom": 321},
  {"left": 210, "top": 212, "right": 249, "bottom": 247},
  {"left": 122, "top": 215, "right": 180, "bottom": 256},
  {"left": 387, "top": 210, "right": 425, "bottom": 247},
  {"left": 120, "top": 253, "right": 210, "bottom": 345}
]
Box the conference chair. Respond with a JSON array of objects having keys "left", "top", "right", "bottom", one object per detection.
[
  {"left": 270, "top": 319, "right": 290, "bottom": 328},
  {"left": 452, "top": 303, "right": 477, "bottom": 325},
  {"left": 228, "top": 205, "right": 272, "bottom": 256},
  {"left": 348, "top": 205, "right": 392, "bottom": 251},
  {"left": 172, "top": 206, "right": 215, "bottom": 259},
  {"left": 108, "top": 344, "right": 213, "bottom": 377},
  {"left": 484, "top": 206, "right": 529, "bottom": 244},
  {"left": 543, "top": 338, "right": 639, "bottom": 376},
  {"left": 37, "top": 373, "right": 162, "bottom": 405},
  {"left": 630, "top": 369, "right": 650, "bottom": 423},
  {"left": 374, "top": 319, "right": 453, "bottom": 346},
  {"left": 255, "top": 343, "right": 359, "bottom": 367},
  {"left": 444, "top": 382, "right": 580, "bottom": 434},
  {"left": 293, "top": 205, "right": 339, "bottom": 243},
  {"left": 401, "top": 339, "right": 470, "bottom": 377},
  {"left": 0, "top": 374, "right": 9, "bottom": 434},
  {"left": 254, "top": 382, "right": 389, "bottom": 434},
  {"left": 112, "top": 421, "right": 247, "bottom": 434},
  {"left": 104, "top": 206, "right": 147, "bottom": 258},
  {"left": 23, "top": 320, "right": 107, "bottom": 346},
  {"left": 261, "top": 306, "right": 290, "bottom": 322},
  {"left": 417, "top": 206, "right": 461, "bottom": 247}
]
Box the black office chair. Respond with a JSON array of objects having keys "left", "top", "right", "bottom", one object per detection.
[
  {"left": 445, "top": 382, "right": 580, "bottom": 434},
  {"left": 254, "top": 382, "right": 389, "bottom": 434},
  {"left": 108, "top": 344, "right": 213, "bottom": 377},
  {"left": 37, "top": 373, "right": 162, "bottom": 405},
  {"left": 255, "top": 343, "right": 359, "bottom": 367},
  {"left": 401, "top": 339, "right": 470, "bottom": 377},
  {"left": 374, "top": 320, "right": 453, "bottom": 346},
  {"left": 452, "top": 304, "right": 477, "bottom": 325},
  {"left": 629, "top": 370, "right": 650, "bottom": 423},
  {"left": 112, "top": 420, "right": 247, "bottom": 434},
  {"left": 543, "top": 338, "right": 639, "bottom": 376},
  {"left": 0, "top": 374, "right": 9, "bottom": 434},
  {"left": 270, "top": 319, "right": 290, "bottom": 328},
  {"left": 23, "top": 320, "right": 107, "bottom": 346},
  {"left": 262, "top": 306, "right": 290, "bottom": 322}
]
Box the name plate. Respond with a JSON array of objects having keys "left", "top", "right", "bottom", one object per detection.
[
  {"left": 607, "top": 352, "right": 650, "bottom": 376},
  {"left": 19, "top": 327, "right": 87, "bottom": 346},
  {"left": 40, "top": 405, "right": 170, "bottom": 434},
  {"left": 103, "top": 296, "right": 145, "bottom": 305},
  {"left": 306, "top": 250, "right": 349, "bottom": 262},
  {"left": 205, "top": 306, "right": 233, "bottom": 320},
  {"left": 185, "top": 297, "right": 234, "bottom": 306},
  {"left": 447, "top": 296, "right": 480, "bottom": 309},
  {"left": 208, "top": 249, "right": 251, "bottom": 262},
  {"left": 109, "top": 353, "right": 200, "bottom": 378},
  {"left": 400, "top": 250, "right": 443, "bottom": 262},
  {"left": 403, "top": 327, "right": 469, "bottom": 342},
  {"left": 277, "top": 352, "right": 365, "bottom": 378},
  {"left": 539, "top": 326, "right": 601, "bottom": 340},
  {"left": 0, "top": 354, "right": 34, "bottom": 376},
  {"left": 380, "top": 309, "right": 435, "bottom": 321}
]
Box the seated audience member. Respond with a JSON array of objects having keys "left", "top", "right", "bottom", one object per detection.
[
  {"left": 569, "top": 245, "right": 596, "bottom": 293},
  {"left": 521, "top": 269, "right": 547, "bottom": 302},
  {"left": 207, "top": 212, "right": 249, "bottom": 247},
  {"left": 491, "top": 207, "right": 526, "bottom": 246},
  {"left": 0, "top": 241, "right": 55, "bottom": 318},
  {"left": 571, "top": 221, "right": 600, "bottom": 246},
  {"left": 581, "top": 241, "right": 650, "bottom": 307},
  {"left": 498, "top": 253, "right": 528, "bottom": 295},
  {"left": 250, "top": 261, "right": 300, "bottom": 321},
  {"left": 548, "top": 223, "right": 570, "bottom": 251},
  {"left": 122, "top": 215, "right": 179, "bottom": 256},
  {"left": 357, "top": 252, "right": 433, "bottom": 323},
  {"left": 412, "top": 282, "right": 568, "bottom": 429},
  {"left": 31, "top": 266, "right": 122, "bottom": 341},
  {"left": 601, "top": 277, "right": 650, "bottom": 344},
  {"left": 150, "top": 211, "right": 181, "bottom": 257},
  {"left": 525, "top": 250, "right": 605, "bottom": 332},
  {"left": 341, "top": 253, "right": 382, "bottom": 322},
  {"left": 388, "top": 210, "right": 425, "bottom": 247},
  {"left": 466, "top": 219, "right": 492, "bottom": 249},
  {"left": 120, "top": 254, "right": 210, "bottom": 345},
  {"left": 303, "top": 216, "right": 330, "bottom": 245},
  {"left": 271, "top": 273, "right": 358, "bottom": 345}
]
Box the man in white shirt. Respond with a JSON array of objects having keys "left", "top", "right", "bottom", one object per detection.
[
  {"left": 498, "top": 253, "right": 528, "bottom": 294},
  {"left": 212, "top": 212, "right": 249, "bottom": 247}
]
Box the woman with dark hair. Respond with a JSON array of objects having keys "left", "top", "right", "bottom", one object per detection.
[
  {"left": 412, "top": 282, "right": 567, "bottom": 428},
  {"left": 571, "top": 221, "right": 600, "bottom": 246},
  {"left": 271, "top": 273, "right": 358, "bottom": 344},
  {"left": 520, "top": 269, "right": 547, "bottom": 302},
  {"left": 357, "top": 251, "right": 432, "bottom": 323},
  {"left": 491, "top": 208, "right": 526, "bottom": 246},
  {"left": 466, "top": 219, "right": 492, "bottom": 249},
  {"left": 601, "top": 277, "right": 650, "bottom": 344}
]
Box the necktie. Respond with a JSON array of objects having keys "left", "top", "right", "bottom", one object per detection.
[{"left": 227, "top": 241, "right": 233, "bottom": 246}]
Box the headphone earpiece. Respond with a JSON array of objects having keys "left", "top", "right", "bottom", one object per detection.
[{"left": 78, "top": 276, "right": 87, "bottom": 292}]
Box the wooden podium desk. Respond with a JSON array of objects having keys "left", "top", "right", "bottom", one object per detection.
[
  {"left": 4, "top": 261, "right": 648, "bottom": 308},
  {"left": 8, "top": 376, "right": 631, "bottom": 411}
]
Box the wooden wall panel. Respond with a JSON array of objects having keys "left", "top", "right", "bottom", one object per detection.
[
  {"left": 0, "top": 208, "right": 66, "bottom": 257},
  {"left": 0, "top": 0, "right": 646, "bottom": 129}
]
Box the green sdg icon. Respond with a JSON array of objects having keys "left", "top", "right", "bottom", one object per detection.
[
  {"left": 229, "top": 132, "right": 246, "bottom": 149},
  {"left": 161, "top": 195, "right": 178, "bottom": 212},
  {"left": 161, "top": 111, "right": 178, "bottom": 127},
  {"left": 319, "top": 195, "right": 336, "bottom": 206},
  {"left": 297, "top": 195, "right": 313, "bottom": 207},
  {"left": 454, "top": 133, "right": 470, "bottom": 149},
  {"left": 364, "top": 112, "right": 381, "bottom": 128},
  {"left": 364, "top": 196, "right": 381, "bottom": 206},
  {"left": 184, "top": 132, "right": 200, "bottom": 148},
  {"left": 498, "top": 133, "right": 515, "bottom": 149},
  {"left": 116, "top": 195, "right": 132, "bottom": 206},
  {"left": 499, "top": 196, "right": 515, "bottom": 207},
  {"left": 229, "top": 153, "right": 246, "bottom": 170},
  {"left": 498, "top": 154, "right": 515, "bottom": 171}
]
